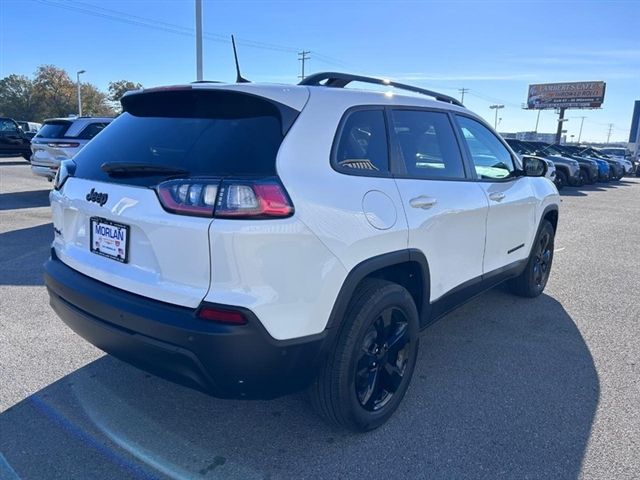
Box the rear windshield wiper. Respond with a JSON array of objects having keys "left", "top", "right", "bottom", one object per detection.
[{"left": 101, "top": 162, "right": 188, "bottom": 177}]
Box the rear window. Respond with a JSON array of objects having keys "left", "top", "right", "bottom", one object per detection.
[
  {"left": 36, "top": 121, "right": 72, "bottom": 139},
  {"left": 72, "top": 89, "right": 296, "bottom": 186}
]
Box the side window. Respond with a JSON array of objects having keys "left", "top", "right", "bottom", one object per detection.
[
  {"left": 391, "top": 110, "right": 465, "bottom": 179},
  {"left": 334, "top": 109, "right": 389, "bottom": 174},
  {"left": 456, "top": 116, "right": 515, "bottom": 180},
  {"left": 77, "top": 123, "right": 107, "bottom": 140},
  {"left": 0, "top": 119, "right": 18, "bottom": 133}
]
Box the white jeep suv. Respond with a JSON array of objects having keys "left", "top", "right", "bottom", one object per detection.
[{"left": 45, "top": 73, "right": 559, "bottom": 431}]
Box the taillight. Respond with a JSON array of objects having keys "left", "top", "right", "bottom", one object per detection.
[
  {"left": 215, "top": 179, "right": 293, "bottom": 218},
  {"left": 47, "top": 142, "right": 80, "bottom": 148},
  {"left": 156, "top": 178, "right": 293, "bottom": 219},
  {"left": 197, "top": 306, "right": 247, "bottom": 325},
  {"left": 157, "top": 179, "right": 219, "bottom": 217}
]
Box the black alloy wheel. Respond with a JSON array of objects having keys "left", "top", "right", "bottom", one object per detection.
[
  {"left": 355, "top": 307, "right": 411, "bottom": 412},
  {"left": 510, "top": 220, "right": 555, "bottom": 298},
  {"left": 310, "top": 279, "right": 419, "bottom": 431},
  {"left": 532, "top": 229, "right": 553, "bottom": 289}
]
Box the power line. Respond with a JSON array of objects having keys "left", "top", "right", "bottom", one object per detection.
[{"left": 33, "top": 0, "right": 349, "bottom": 70}]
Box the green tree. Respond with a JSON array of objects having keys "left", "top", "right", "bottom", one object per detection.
[
  {"left": 81, "top": 83, "right": 115, "bottom": 117},
  {"left": 108, "top": 80, "right": 143, "bottom": 102},
  {"left": 32, "top": 65, "right": 76, "bottom": 118},
  {"left": 0, "top": 74, "right": 40, "bottom": 120}
]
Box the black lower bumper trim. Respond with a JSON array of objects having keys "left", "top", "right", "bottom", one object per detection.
[{"left": 44, "top": 252, "right": 329, "bottom": 399}]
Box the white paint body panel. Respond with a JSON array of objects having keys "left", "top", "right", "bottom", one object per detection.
[
  {"left": 48, "top": 82, "right": 561, "bottom": 341},
  {"left": 51, "top": 178, "right": 212, "bottom": 307},
  {"left": 203, "top": 218, "right": 347, "bottom": 340},
  {"left": 394, "top": 179, "right": 489, "bottom": 300}
]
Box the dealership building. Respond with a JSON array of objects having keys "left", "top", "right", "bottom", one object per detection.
[{"left": 500, "top": 132, "right": 563, "bottom": 143}]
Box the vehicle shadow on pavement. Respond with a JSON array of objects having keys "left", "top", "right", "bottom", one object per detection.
[
  {"left": 0, "top": 189, "right": 51, "bottom": 211},
  {"left": 0, "top": 160, "right": 30, "bottom": 167},
  {"left": 0, "top": 289, "right": 599, "bottom": 480},
  {"left": 560, "top": 183, "right": 616, "bottom": 196},
  {"left": 0, "top": 223, "right": 52, "bottom": 285}
]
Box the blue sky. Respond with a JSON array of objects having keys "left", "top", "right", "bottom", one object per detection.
[{"left": 1, "top": 0, "right": 638, "bottom": 142}]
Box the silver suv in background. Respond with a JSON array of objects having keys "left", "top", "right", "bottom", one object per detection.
[
  {"left": 31, "top": 117, "right": 113, "bottom": 180},
  {"left": 17, "top": 121, "right": 42, "bottom": 139}
]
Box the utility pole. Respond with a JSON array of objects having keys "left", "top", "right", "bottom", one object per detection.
[
  {"left": 298, "top": 51, "right": 310, "bottom": 80},
  {"left": 555, "top": 108, "right": 567, "bottom": 144},
  {"left": 534, "top": 109, "right": 541, "bottom": 133},
  {"left": 606, "top": 123, "right": 614, "bottom": 144},
  {"left": 195, "top": 0, "right": 203, "bottom": 81},
  {"left": 76, "top": 70, "right": 85, "bottom": 116},
  {"left": 577, "top": 116, "right": 586, "bottom": 143},
  {"left": 489, "top": 104, "right": 504, "bottom": 130},
  {"left": 458, "top": 88, "right": 469, "bottom": 104}
]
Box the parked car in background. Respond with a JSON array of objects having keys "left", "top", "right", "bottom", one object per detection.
[
  {"left": 506, "top": 139, "right": 578, "bottom": 189},
  {"left": 30, "top": 117, "right": 113, "bottom": 180},
  {"left": 545, "top": 144, "right": 610, "bottom": 182},
  {"left": 504, "top": 139, "right": 557, "bottom": 186},
  {"left": 530, "top": 142, "right": 599, "bottom": 185},
  {"left": 598, "top": 147, "right": 631, "bottom": 161},
  {"left": 16, "top": 121, "right": 42, "bottom": 139},
  {"left": 581, "top": 147, "right": 633, "bottom": 180},
  {"left": 0, "top": 117, "right": 32, "bottom": 160},
  {"left": 562, "top": 145, "right": 624, "bottom": 180}
]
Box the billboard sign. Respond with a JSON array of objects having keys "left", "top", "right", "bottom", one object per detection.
[{"left": 527, "top": 81, "right": 606, "bottom": 110}]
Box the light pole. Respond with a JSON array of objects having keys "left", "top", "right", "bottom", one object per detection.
[
  {"left": 489, "top": 104, "right": 504, "bottom": 130},
  {"left": 195, "top": 0, "right": 203, "bottom": 81},
  {"left": 76, "top": 70, "right": 86, "bottom": 116},
  {"left": 577, "top": 116, "right": 586, "bottom": 143}
]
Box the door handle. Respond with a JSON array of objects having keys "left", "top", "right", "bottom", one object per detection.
[
  {"left": 409, "top": 195, "right": 437, "bottom": 209},
  {"left": 489, "top": 192, "right": 506, "bottom": 202}
]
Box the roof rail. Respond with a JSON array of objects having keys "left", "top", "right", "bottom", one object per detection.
[{"left": 299, "top": 72, "right": 464, "bottom": 107}]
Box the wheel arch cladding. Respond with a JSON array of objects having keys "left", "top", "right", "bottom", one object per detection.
[
  {"left": 326, "top": 249, "right": 431, "bottom": 330},
  {"left": 543, "top": 206, "right": 559, "bottom": 232}
]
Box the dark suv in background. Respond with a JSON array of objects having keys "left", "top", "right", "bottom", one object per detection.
[
  {"left": 528, "top": 141, "right": 599, "bottom": 185},
  {"left": 506, "top": 139, "right": 580, "bottom": 189},
  {"left": 0, "top": 117, "right": 32, "bottom": 160}
]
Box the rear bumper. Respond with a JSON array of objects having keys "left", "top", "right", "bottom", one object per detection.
[
  {"left": 31, "top": 164, "right": 57, "bottom": 179},
  {"left": 44, "top": 252, "right": 329, "bottom": 399}
]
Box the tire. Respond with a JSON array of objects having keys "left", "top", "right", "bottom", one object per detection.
[
  {"left": 310, "top": 278, "right": 419, "bottom": 432},
  {"left": 509, "top": 220, "right": 555, "bottom": 298},
  {"left": 555, "top": 170, "right": 567, "bottom": 189},
  {"left": 579, "top": 168, "right": 590, "bottom": 185},
  {"left": 21, "top": 153, "right": 31, "bottom": 162}
]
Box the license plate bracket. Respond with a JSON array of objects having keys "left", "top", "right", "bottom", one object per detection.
[{"left": 90, "top": 217, "right": 130, "bottom": 263}]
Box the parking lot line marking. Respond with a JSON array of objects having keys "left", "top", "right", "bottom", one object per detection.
[
  {"left": 554, "top": 247, "right": 565, "bottom": 253},
  {"left": 0, "top": 453, "right": 20, "bottom": 480}
]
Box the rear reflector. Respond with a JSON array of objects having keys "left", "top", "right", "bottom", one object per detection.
[{"left": 197, "top": 306, "right": 247, "bottom": 325}]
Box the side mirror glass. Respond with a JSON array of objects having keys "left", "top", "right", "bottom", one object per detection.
[{"left": 522, "top": 156, "right": 547, "bottom": 177}]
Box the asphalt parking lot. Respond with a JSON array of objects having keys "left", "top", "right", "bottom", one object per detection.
[{"left": 0, "top": 155, "right": 638, "bottom": 480}]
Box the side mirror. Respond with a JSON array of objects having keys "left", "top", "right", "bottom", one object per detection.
[{"left": 522, "top": 156, "right": 547, "bottom": 177}]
